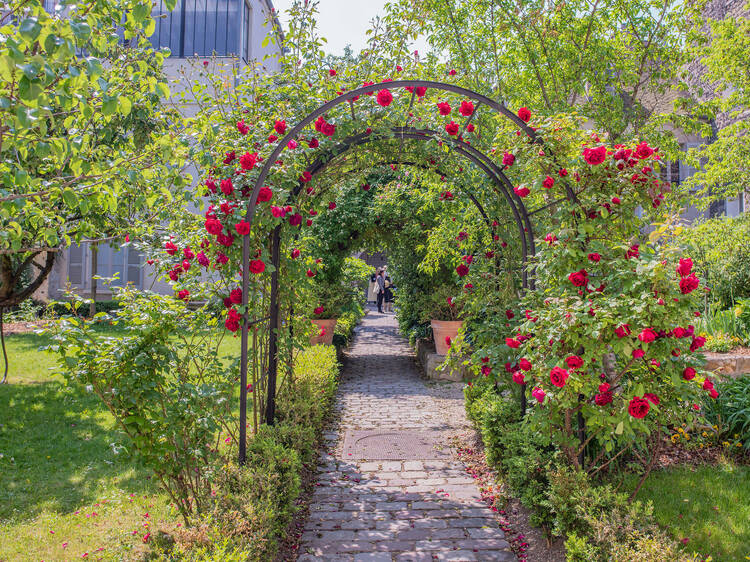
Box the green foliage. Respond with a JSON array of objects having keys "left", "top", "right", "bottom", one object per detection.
[
  {"left": 675, "top": 214, "right": 750, "bottom": 308},
  {"left": 702, "top": 376, "right": 750, "bottom": 451},
  {"left": 48, "top": 288, "right": 236, "bottom": 521},
  {"left": 0, "top": 0, "right": 190, "bottom": 308},
  {"left": 388, "top": 0, "right": 690, "bottom": 142},
  {"left": 682, "top": 3, "right": 750, "bottom": 205},
  {"left": 205, "top": 344, "right": 339, "bottom": 561}
]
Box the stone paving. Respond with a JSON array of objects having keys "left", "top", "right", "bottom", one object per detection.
[{"left": 298, "top": 308, "right": 516, "bottom": 562}]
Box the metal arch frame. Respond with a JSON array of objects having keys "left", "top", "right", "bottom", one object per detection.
[{"left": 237, "top": 80, "right": 572, "bottom": 463}]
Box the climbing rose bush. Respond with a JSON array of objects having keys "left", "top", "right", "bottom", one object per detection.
[{"left": 496, "top": 135, "right": 712, "bottom": 468}]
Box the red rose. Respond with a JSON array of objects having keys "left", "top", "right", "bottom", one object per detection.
[
  {"left": 249, "top": 259, "right": 265, "bottom": 274},
  {"left": 459, "top": 100, "right": 474, "bottom": 117},
  {"left": 328, "top": 201, "right": 337, "bottom": 210},
  {"left": 583, "top": 145, "right": 607, "bottom": 165},
  {"left": 614, "top": 324, "right": 631, "bottom": 338},
  {"left": 512, "top": 371, "right": 525, "bottom": 385},
  {"left": 235, "top": 220, "right": 251, "bottom": 235},
  {"left": 445, "top": 121, "right": 459, "bottom": 136},
  {"left": 177, "top": 290, "right": 190, "bottom": 301},
  {"left": 702, "top": 378, "right": 714, "bottom": 391},
  {"left": 220, "top": 178, "right": 233, "bottom": 196},
  {"left": 690, "top": 336, "right": 706, "bottom": 351},
  {"left": 362, "top": 184, "right": 370, "bottom": 191},
  {"left": 445, "top": 336, "right": 452, "bottom": 347},
  {"left": 634, "top": 141, "right": 654, "bottom": 159},
  {"left": 517, "top": 107, "right": 531, "bottom": 122},
  {"left": 612, "top": 196, "right": 621, "bottom": 204},
  {"left": 502, "top": 152, "right": 515, "bottom": 167},
  {"left": 437, "top": 102, "right": 451, "bottom": 115},
  {"left": 632, "top": 348, "right": 645, "bottom": 359},
  {"left": 505, "top": 338, "right": 520, "bottom": 349},
  {"left": 519, "top": 358, "right": 532, "bottom": 371},
  {"left": 205, "top": 219, "right": 223, "bottom": 236},
  {"left": 328, "top": 68, "right": 336, "bottom": 76},
  {"left": 456, "top": 263, "right": 469, "bottom": 277},
  {"left": 514, "top": 185, "right": 530, "bottom": 198},
  {"left": 505, "top": 309, "right": 514, "bottom": 319},
  {"left": 679, "top": 274, "right": 699, "bottom": 295},
  {"left": 271, "top": 206, "right": 286, "bottom": 218},
  {"left": 274, "top": 119, "right": 287, "bottom": 134},
  {"left": 682, "top": 367, "right": 696, "bottom": 380},
  {"left": 598, "top": 382, "right": 610, "bottom": 393},
  {"left": 225, "top": 317, "right": 239, "bottom": 332},
  {"left": 709, "top": 389, "right": 718, "bottom": 399},
  {"left": 306, "top": 269, "right": 315, "bottom": 278},
  {"left": 594, "top": 391, "right": 613, "bottom": 406},
  {"left": 588, "top": 253, "right": 601, "bottom": 262},
  {"left": 643, "top": 393, "right": 660, "bottom": 405},
  {"left": 165, "top": 241, "right": 178, "bottom": 255},
  {"left": 628, "top": 396, "right": 650, "bottom": 419},
  {"left": 415, "top": 86, "right": 427, "bottom": 97},
  {"left": 300, "top": 171, "right": 312, "bottom": 183},
  {"left": 565, "top": 355, "right": 584, "bottom": 370},
  {"left": 568, "top": 269, "right": 588, "bottom": 287},
  {"left": 542, "top": 175, "right": 555, "bottom": 189},
  {"left": 216, "top": 252, "right": 228, "bottom": 265},
  {"left": 376, "top": 89, "right": 393, "bottom": 107},
  {"left": 290, "top": 248, "right": 300, "bottom": 259},
  {"left": 230, "top": 288, "right": 242, "bottom": 304},
  {"left": 626, "top": 244, "right": 640, "bottom": 259},
  {"left": 638, "top": 328, "right": 657, "bottom": 343},
  {"left": 676, "top": 257, "right": 693, "bottom": 277},
  {"left": 223, "top": 150, "right": 236, "bottom": 164},
  {"left": 558, "top": 168, "right": 568, "bottom": 177},
  {"left": 289, "top": 213, "right": 302, "bottom": 226},
  {"left": 236, "top": 120, "right": 249, "bottom": 135},
  {"left": 196, "top": 252, "right": 209, "bottom": 267},
  {"left": 256, "top": 186, "right": 273, "bottom": 203},
  {"left": 550, "top": 366, "right": 569, "bottom": 387},
  {"left": 532, "top": 387, "right": 546, "bottom": 403},
  {"left": 481, "top": 365, "right": 492, "bottom": 376},
  {"left": 314, "top": 306, "right": 324, "bottom": 315},
  {"left": 239, "top": 152, "right": 258, "bottom": 170}
]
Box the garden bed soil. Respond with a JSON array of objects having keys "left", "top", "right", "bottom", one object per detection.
[
  {"left": 655, "top": 440, "right": 749, "bottom": 469},
  {"left": 2, "top": 320, "right": 50, "bottom": 335}
]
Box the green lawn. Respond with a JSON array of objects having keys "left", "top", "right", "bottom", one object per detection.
[
  {"left": 0, "top": 326, "right": 241, "bottom": 561},
  {"left": 626, "top": 462, "right": 750, "bottom": 562}
]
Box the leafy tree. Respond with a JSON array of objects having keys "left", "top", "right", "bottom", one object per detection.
[
  {"left": 387, "top": 0, "right": 690, "bottom": 143},
  {"left": 0, "top": 0, "right": 190, "bottom": 314},
  {"left": 681, "top": 1, "right": 750, "bottom": 206}
]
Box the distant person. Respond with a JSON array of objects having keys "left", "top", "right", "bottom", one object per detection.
[
  {"left": 384, "top": 275, "right": 393, "bottom": 313},
  {"left": 375, "top": 269, "right": 385, "bottom": 313}
]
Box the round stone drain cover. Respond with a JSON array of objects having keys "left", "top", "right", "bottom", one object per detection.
[{"left": 341, "top": 430, "right": 450, "bottom": 460}]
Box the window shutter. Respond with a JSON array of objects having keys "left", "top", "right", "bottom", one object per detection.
[{"left": 68, "top": 245, "right": 85, "bottom": 286}]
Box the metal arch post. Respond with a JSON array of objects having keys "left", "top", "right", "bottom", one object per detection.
[{"left": 265, "top": 224, "right": 282, "bottom": 426}]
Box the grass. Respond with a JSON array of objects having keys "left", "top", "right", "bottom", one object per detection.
[
  {"left": 0, "top": 324, "right": 241, "bottom": 561},
  {"left": 625, "top": 461, "right": 750, "bottom": 562}
]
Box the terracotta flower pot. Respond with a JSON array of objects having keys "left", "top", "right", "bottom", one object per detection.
[
  {"left": 310, "top": 318, "right": 337, "bottom": 346},
  {"left": 431, "top": 319, "right": 463, "bottom": 355}
]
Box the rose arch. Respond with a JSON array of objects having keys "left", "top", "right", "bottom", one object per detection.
[{"left": 225, "top": 80, "right": 576, "bottom": 463}]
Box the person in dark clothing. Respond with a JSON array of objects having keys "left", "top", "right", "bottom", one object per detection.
[{"left": 376, "top": 269, "right": 385, "bottom": 313}]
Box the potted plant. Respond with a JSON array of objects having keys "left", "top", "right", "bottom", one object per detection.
[
  {"left": 421, "top": 285, "right": 465, "bottom": 355},
  {"left": 308, "top": 282, "right": 349, "bottom": 345}
]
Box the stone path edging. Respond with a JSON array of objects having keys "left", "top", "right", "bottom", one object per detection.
[{"left": 297, "top": 309, "right": 517, "bottom": 562}]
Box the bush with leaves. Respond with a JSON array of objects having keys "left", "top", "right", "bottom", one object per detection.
[{"left": 48, "top": 288, "right": 237, "bottom": 523}]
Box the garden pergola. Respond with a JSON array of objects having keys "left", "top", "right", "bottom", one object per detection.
[{"left": 233, "top": 80, "right": 576, "bottom": 463}]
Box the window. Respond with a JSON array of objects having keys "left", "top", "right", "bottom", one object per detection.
[
  {"left": 150, "top": 0, "right": 241, "bottom": 58},
  {"left": 67, "top": 244, "right": 142, "bottom": 290}
]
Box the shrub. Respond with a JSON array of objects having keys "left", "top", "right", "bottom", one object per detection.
[
  {"left": 49, "top": 289, "right": 235, "bottom": 522},
  {"left": 701, "top": 375, "right": 750, "bottom": 451},
  {"left": 207, "top": 344, "right": 339, "bottom": 560}
]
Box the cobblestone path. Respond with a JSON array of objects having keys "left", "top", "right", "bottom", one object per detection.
[{"left": 298, "top": 308, "right": 516, "bottom": 562}]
